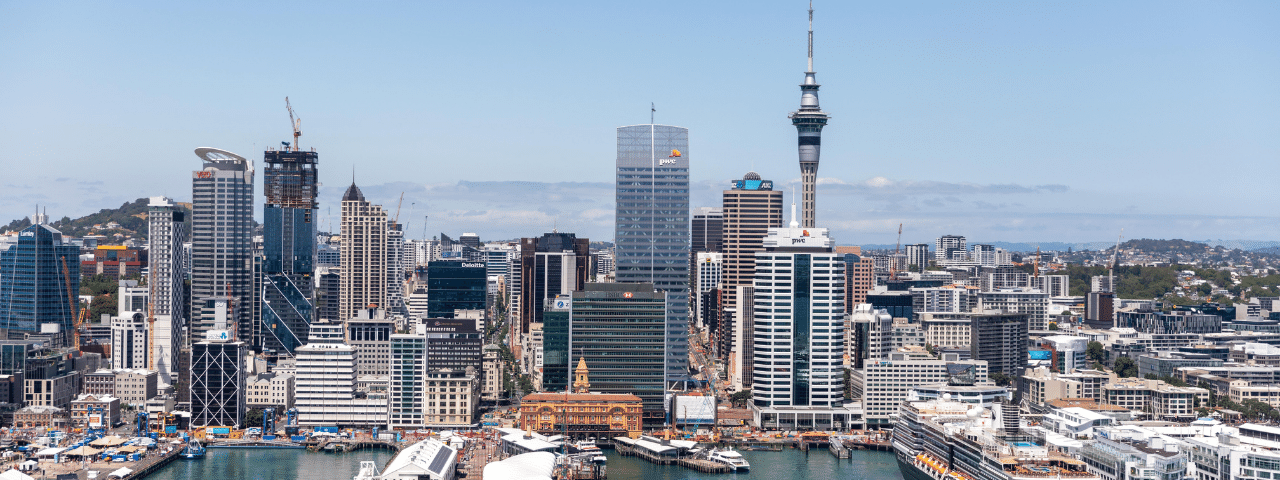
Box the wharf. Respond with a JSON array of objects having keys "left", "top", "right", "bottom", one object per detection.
[
  {"left": 30, "top": 444, "right": 183, "bottom": 480},
  {"left": 303, "top": 438, "right": 401, "bottom": 453},
  {"left": 676, "top": 458, "right": 732, "bottom": 473}
]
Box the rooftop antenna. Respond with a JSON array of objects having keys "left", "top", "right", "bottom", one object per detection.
[
  {"left": 651, "top": 102, "right": 655, "bottom": 125},
  {"left": 807, "top": 0, "right": 814, "bottom": 73},
  {"left": 789, "top": 186, "right": 799, "bottom": 228}
]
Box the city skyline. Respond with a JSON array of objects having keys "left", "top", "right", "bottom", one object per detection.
[{"left": 2, "top": 1, "right": 1277, "bottom": 244}]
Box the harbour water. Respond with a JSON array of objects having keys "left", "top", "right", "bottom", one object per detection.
[
  {"left": 603, "top": 447, "right": 903, "bottom": 480},
  {"left": 141, "top": 448, "right": 396, "bottom": 480},
  {"left": 137, "top": 444, "right": 898, "bottom": 479}
]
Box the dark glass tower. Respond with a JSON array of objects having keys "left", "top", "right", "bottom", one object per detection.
[
  {"left": 261, "top": 148, "right": 318, "bottom": 354},
  {"left": 789, "top": 4, "right": 830, "bottom": 229}
]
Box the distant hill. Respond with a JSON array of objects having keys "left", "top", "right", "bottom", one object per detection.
[
  {"left": 1120, "top": 238, "right": 1210, "bottom": 254},
  {"left": 2, "top": 198, "right": 190, "bottom": 240}
]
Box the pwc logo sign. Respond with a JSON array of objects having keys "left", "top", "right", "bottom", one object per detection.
[{"left": 659, "top": 149, "right": 683, "bottom": 166}]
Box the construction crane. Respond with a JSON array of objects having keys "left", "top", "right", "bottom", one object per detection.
[
  {"left": 890, "top": 223, "right": 903, "bottom": 281},
  {"left": 61, "top": 257, "right": 82, "bottom": 349},
  {"left": 393, "top": 192, "right": 405, "bottom": 225},
  {"left": 285, "top": 97, "right": 301, "bottom": 152},
  {"left": 1108, "top": 229, "right": 1124, "bottom": 294},
  {"left": 1033, "top": 246, "right": 1041, "bottom": 276}
]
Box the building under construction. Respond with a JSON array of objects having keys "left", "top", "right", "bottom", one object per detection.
[{"left": 261, "top": 146, "right": 319, "bottom": 355}]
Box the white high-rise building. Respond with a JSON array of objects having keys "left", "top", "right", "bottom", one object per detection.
[
  {"left": 147, "top": 196, "right": 186, "bottom": 385},
  {"left": 979, "top": 288, "right": 1050, "bottom": 331},
  {"left": 904, "top": 244, "right": 930, "bottom": 272},
  {"left": 294, "top": 321, "right": 386, "bottom": 426},
  {"left": 935, "top": 235, "right": 966, "bottom": 261},
  {"left": 385, "top": 223, "right": 406, "bottom": 316},
  {"left": 111, "top": 313, "right": 148, "bottom": 370},
  {"left": 694, "top": 252, "right": 724, "bottom": 330},
  {"left": 1032, "top": 274, "right": 1071, "bottom": 297},
  {"left": 750, "top": 208, "right": 859, "bottom": 430}
]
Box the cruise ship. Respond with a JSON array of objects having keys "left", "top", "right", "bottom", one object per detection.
[{"left": 892, "top": 397, "right": 1098, "bottom": 480}]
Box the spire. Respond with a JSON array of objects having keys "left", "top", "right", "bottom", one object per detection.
[
  {"left": 573, "top": 357, "right": 591, "bottom": 393},
  {"left": 807, "top": 0, "right": 814, "bottom": 73},
  {"left": 789, "top": 195, "right": 799, "bottom": 229}
]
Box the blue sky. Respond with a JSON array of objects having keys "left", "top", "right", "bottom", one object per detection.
[{"left": 1, "top": 1, "right": 1277, "bottom": 245}]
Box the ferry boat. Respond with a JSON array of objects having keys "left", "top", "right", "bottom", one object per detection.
[
  {"left": 569, "top": 439, "right": 602, "bottom": 455},
  {"left": 892, "top": 396, "right": 1098, "bottom": 480},
  {"left": 707, "top": 448, "right": 750, "bottom": 472},
  {"left": 181, "top": 439, "right": 206, "bottom": 459}
]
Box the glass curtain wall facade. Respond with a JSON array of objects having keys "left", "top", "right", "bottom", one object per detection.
[
  {"left": 569, "top": 283, "right": 667, "bottom": 426},
  {"left": 261, "top": 149, "right": 318, "bottom": 354},
  {"left": 425, "top": 261, "right": 487, "bottom": 318},
  {"left": 0, "top": 224, "right": 80, "bottom": 338},
  {"left": 615, "top": 124, "right": 690, "bottom": 383},
  {"left": 148, "top": 197, "right": 186, "bottom": 384},
  {"left": 191, "top": 148, "right": 255, "bottom": 343}
]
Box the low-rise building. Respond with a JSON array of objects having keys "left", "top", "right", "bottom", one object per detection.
[
  {"left": 1101, "top": 378, "right": 1207, "bottom": 421},
  {"left": 422, "top": 368, "right": 479, "bottom": 428},
  {"left": 481, "top": 344, "right": 503, "bottom": 402},
  {"left": 24, "top": 372, "right": 78, "bottom": 409},
  {"left": 1184, "top": 425, "right": 1280, "bottom": 480},
  {"left": 13, "top": 405, "right": 67, "bottom": 429},
  {"left": 69, "top": 394, "right": 120, "bottom": 429},
  {"left": 1042, "top": 406, "right": 1115, "bottom": 439},
  {"left": 1080, "top": 435, "right": 1188, "bottom": 480},
  {"left": 84, "top": 369, "right": 117, "bottom": 397},
  {"left": 114, "top": 369, "right": 158, "bottom": 408},
  {"left": 245, "top": 372, "right": 295, "bottom": 409},
  {"left": 852, "top": 353, "right": 988, "bottom": 428},
  {"left": 518, "top": 358, "right": 643, "bottom": 439}
]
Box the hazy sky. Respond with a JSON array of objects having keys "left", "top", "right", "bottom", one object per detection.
[{"left": 2, "top": 1, "right": 1277, "bottom": 245}]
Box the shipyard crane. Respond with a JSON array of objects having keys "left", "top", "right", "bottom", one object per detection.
[
  {"left": 286, "top": 97, "right": 301, "bottom": 152},
  {"left": 61, "top": 257, "right": 82, "bottom": 349},
  {"left": 1108, "top": 230, "right": 1124, "bottom": 294}
]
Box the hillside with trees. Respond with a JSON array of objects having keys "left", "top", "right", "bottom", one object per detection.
[
  {"left": 1120, "top": 238, "right": 1211, "bottom": 254},
  {"left": 2, "top": 198, "right": 191, "bottom": 240}
]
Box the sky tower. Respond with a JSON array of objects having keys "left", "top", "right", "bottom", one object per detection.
[{"left": 789, "top": 1, "right": 830, "bottom": 229}]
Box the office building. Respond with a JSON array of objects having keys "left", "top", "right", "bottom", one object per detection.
[
  {"left": 345, "top": 308, "right": 395, "bottom": 377},
  {"left": 979, "top": 288, "right": 1050, "bottom": 331},
  {"left": 481, "top": 344, "right": 503, "bottom": 401},
  {"left": 420, "top": 317, "right": 482, "bottom": 372},
  {"left": 913, "top": 285, "right": 980, "bottom": 317},
  {"left": 1086, "top": 291, "right": 1115, "bottom": 329},
  {"left": 191, "top": 335, "right": 248, "bottom": 427},
  {"left": 0, "top": 220, "right": 80, "bottom": 340},
  {"left": 904, "top": 244, "right": 930, "bottom": 272},
  {"left": 614, "top": 123, "right": 690, "bottom": 382},
  {"left": 294, "top": 321, "right": 386, "bottom": 427},
  {"left": 920, "top": 312, "right": 973, "bottom": 349},
  {"left": 721, "top": 172, "right": 785, "bottom": 324},
  {"left": 339, "top": 183, "right": 388, "bottom": 323},
  {"left": 426, "top": 261, "right": 486, "bottom": 319},
  {"left": 935, "top": 235, "right": 967, "bottom": 261},
  {"left": 694, "top": 252, "right": 723, "bottom": 331},
  {"left": 245, "top": 372, "right": 294, "bottom": 409},
  {"left": 849, "top": 304, "right": 893, "bottom": 369},
  {"left": 836, "top": 247, "right": 875, "bottom": 312},
  {"left": 114, "top": 368, "right": 158, "bottom": 408},
  {"left": 564, "top": 283, "right": 667, "bottom": 425},
  {"left": 110, "top": 312, "right": 148, "bottom": 370},
  {"left": 969, "top": 311, "right": 1029, "bottom": 378},
  {"left": 388, "top": 334, "right": 427, "bottom": 429},
  {"left": 385, "top": 223, "right": 407, "bottom": 317},
  {"left": 540, "top": 297, "right": 571, "bottom": 393},
  {"left": 1039, "top": 335, "right": 1090, "bottom": 373},
  {"left": 315, "top": 266, "right": 340, "bottom": 322},
  {"left": 852, "top": 354, "right": 988, "bottom": 428},
  {"left": 691, "top": 207, "right": 724, "bottom": 256},
  {"left": 750, "top": 213, "right": 855, "bottom": 429},
  {"left": 147, "top": 196, "right": 186, "bottom": 385},
  {"left": 190, "top": 148, "right": 255, "bottom": 343},
  {"left": 260, "top": 147, "right": 319, "bottom": 355},
  {"left": 514, "top": 233, "right": 589, "bottom": 356},
  {"left": 789, "top": 4, "right": 829, "bottom": 229}
]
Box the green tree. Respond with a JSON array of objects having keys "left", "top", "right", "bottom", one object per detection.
[
  {"left": 990, "top": 372, "right": 1013, "bottom": 387},
  {"left": 1144, "top": 373, "right": 1159, "bottom": 380},
  {"left": 1086, "top": 341, "right": 1107, "bottom": 364},
  {"left": 244, "top": 408, "right": 264, "bottom": 429},
  {"left": 730, "top": 390, "right": 752, "bottom": 408},
  {"left": 88, "top": 294, "right": 116, "bottom": 322},
  {"left": 1048, "top": 323, "right": 1059, "bottom": 331},
  {"left": 1113, "top": 356, "right": 1138, "bottom": 378}
]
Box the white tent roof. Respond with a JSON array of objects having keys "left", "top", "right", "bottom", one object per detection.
[
  {"left": 0, "top": 469, "right": 35, "bottom": 480},
  {"left": 482, "top": 452, "right": 555, "bottom": 480},
  {"left": 108, "top": 467, "right": 132, "bottom": 478},
  {"left": 35, "top": 447, "right": 66, "bottom": 457}
]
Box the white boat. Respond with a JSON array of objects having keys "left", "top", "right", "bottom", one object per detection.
[
  {"left": 708, "top": 448, "right": 750, "bottom": 472},
  {"left": 570, "top": 439, "right": 602, "bottom": 455}
]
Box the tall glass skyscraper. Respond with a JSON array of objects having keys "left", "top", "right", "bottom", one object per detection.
[
  {"left": 0, "top": 220, "right": 80, "bottom": 340},
  {"left": 191, "top": 148, "right": 255, "bottom": 344},
  {"left": 261, "top": 148, "right": 318, "bottom": 354},
  {"left": 615, "top": 124, "right": 690, "bottom": 383}
]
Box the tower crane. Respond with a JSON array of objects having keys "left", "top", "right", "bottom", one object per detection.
[
  {"left": 890, "top": 223, "right": 903, "bottom": 281},
  {"left": 1108, "top": 230, "right": 1124, "bottom": 294},
  {"left": 393, "top": 192, "right": 405, "bottom": 225},
  {"left": 285, "top": 97, "right": 301, "bottom": 152},
  {"left": 61, "top": 257, "right": 82, "bottom": 349}
]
